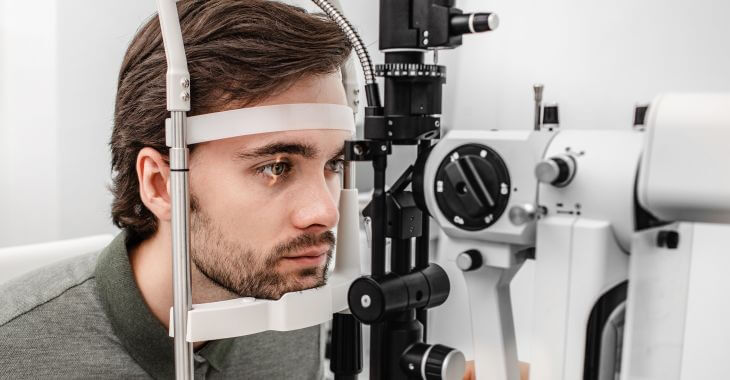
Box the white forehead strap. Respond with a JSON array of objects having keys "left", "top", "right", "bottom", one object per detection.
[{"left": 165, "top": 103, "right": 355, "bottom": 146}]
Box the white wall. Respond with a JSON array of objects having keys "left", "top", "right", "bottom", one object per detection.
[
  {"left": 446, "top": 0, "right": 730, "bottom": 131},
  {"left": 0, "top": 0, "right": 154, "bottom": 247},
  {"left": 0, "top": 1, "right": 61, "bottom": 247},
  {"left": 55, "top": 1, "right": 155, "bottom": 240}
]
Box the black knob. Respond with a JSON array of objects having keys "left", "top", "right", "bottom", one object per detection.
[
  {"left": 434, "top": 144, "right": 511, "bottom": 231},
  {"left": 347, "top": 275, "right": 392, "bottom": 324},
  {"left": 348, "top": 264, "right": 451, "bottom": 325},
  {"left": 657, "top": 230, "right": 680, "bottom": 249},
  {"left": 450, "top": 13, "right": 500, "bottom": 35},
  {"left": 401, "top": 343, "right": 466, "bottom": 380},
  {"left": 329, "top": 313, "right": 362, "bottom": 378}
]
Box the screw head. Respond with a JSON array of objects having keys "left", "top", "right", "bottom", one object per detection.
[
  {"left": 181, "top": 92, "right": 190, "bottom": 101},
  {"left": 181, "top": 78, "right": 190, "bottom": 88},
  {"left": 380, "top": 145, "right": 387, "bottom": 152},
  {"left": 360, "top": 294, "right": 372, "bottom": 308},
  {"left": 423, "top": 38, "right": 429, "bottom": 45}
]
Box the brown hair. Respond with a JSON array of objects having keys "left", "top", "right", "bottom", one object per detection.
[{"left": 110, "top": 0, "right": 351, "bottom": 240}]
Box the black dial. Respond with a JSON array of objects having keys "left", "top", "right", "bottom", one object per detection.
[{"left": 434, "top": 144, "right": 511, "bottom": 231}]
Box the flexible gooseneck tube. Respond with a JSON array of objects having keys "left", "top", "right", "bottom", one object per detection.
[{"left": 310, "top": 0, "right": 382, "bottom": 108}]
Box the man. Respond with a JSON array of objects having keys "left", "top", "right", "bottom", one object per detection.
[{"left": 0, "top": 1, "right": 351, "bottom": 378}]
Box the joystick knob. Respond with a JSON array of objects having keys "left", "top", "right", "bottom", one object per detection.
[{"left": 535, "top": 154, "right": 576, "bottom": 187}]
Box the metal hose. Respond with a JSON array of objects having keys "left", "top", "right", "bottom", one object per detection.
[{"left": 310, "top": 0, "right": 377, "bottom": 86}]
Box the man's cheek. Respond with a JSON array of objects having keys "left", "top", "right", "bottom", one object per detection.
[{"left": 328, "top": 179, "right": 342, "bottom": 203}]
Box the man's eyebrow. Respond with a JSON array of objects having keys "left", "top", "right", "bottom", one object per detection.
[
  {"left": 234, "top": 142, "right": 318, "bottom": 160},
  {"left": 329, "top": 146, "right": 345, "bottom": 161}
]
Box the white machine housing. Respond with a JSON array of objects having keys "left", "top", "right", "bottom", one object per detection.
[
  {"left": 623, "top": 93, "right": 730, "bottom": 380},
  {"left": 638, "top": 93, "right": 730, "bottom": 223},
  {"left": 531, "top": 130, "right": 643, "bottom": 380},
  {"left": 423, "top": 130, "right": 555, "bottom": 247},
  {"left": 424, "top": 129, "right": 554, "bottom": 380}
]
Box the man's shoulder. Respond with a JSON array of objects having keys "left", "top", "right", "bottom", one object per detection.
[
  {"left": 0, "top": 251, "right": 150, "bottom": 378},
  {"left": 0, "top": 250, "right": 101, "bottom": 327}
]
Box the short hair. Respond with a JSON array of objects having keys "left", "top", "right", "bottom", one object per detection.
[{"left": 110, "top": 0, "right": 351, "bottom": 240}]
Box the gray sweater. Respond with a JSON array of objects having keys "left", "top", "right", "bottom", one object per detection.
[{"left": 0, "top": 232, "right": 323, "bottom": 379}]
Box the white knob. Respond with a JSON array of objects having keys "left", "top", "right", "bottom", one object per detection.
[
  {"left": 509, "top": 204, "right": 537, "bottom": 226},
  {"left": 535, "top": 154, "right": 576, "bottom": 187}
]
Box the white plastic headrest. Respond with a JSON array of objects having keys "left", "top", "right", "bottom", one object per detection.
[{"left": 165, "top": 103, "right": 355, "bottom": 146}]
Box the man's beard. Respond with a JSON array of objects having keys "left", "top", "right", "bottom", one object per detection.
[{"left": 189, "top": 198, "right": 335, "bottom": 300}]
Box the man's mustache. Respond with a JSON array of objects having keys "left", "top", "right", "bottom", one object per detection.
[{"left": 270, "top": 230, "right": 336, "bottom": 259}]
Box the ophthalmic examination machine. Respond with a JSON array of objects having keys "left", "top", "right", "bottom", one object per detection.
[
  {"left": 154, "top": 0, "right": 730, "bottom": 379},
  {"left": 418, "top": 87, "right": 730, "bottom": 380}
]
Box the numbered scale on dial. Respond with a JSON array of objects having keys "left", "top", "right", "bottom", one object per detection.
[{"left": 434, "top": 144, "right": 511, "bottom": 231}]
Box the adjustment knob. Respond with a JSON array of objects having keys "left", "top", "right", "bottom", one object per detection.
[
  {"left": 456, "top": 250, "right": 483, "bottom": 272},
  {"left": 425, "top": 344, "right": 466, "bottom": 380},
  {"left": 401, "top": 343, "right": 466, "bottom": 380},
  {"left": 450, "top": 13, "right": 500, "bottom": 35},
  {"left": 509, "top": 204, "right": 537, "bottom": 226},
  {"left": 434, "top": 144, "right": 511, "bottom": 231},
  {"left": 535, "top": 154, "right": 576, "bottom": 187},
  {"left": 375, "top": 63, "right": 446, "bottom": 78}
]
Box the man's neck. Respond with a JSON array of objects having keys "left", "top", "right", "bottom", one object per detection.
[{"left": 129, "top": 223, "right": 236, "bottom": 349}]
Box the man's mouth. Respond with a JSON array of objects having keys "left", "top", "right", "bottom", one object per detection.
[{"left": 280, "top": 245, "right": 329, "bottom": 267}]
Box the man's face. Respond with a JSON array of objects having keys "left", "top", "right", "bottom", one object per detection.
[{"left": 187, "top": 73, "right": 350, "bottom": 300}]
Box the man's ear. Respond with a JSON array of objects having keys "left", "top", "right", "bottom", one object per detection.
[{"left": 137, "top": 147, "right": 171, "bottom": 222}]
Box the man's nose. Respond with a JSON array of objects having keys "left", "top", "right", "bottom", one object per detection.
[{"left": 290, "top": 177, "right": 339, "bottom": 233}]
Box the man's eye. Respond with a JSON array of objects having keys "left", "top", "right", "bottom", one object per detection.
[
  {"left": 257, "top": 161, "right": 292, "bottom": 178},
  {"left": 327, "top": 159, "right": 345, "bottom": 173}
]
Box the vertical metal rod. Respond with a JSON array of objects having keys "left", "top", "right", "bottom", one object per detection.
[
  {"left": 170, "top": 111, "right": 194, "bottom": 379},
  {"left": 415, "top": 135, "right": 432, "bottom": 342},
  {"left": 387, "top": 237, "right": 419, "bottom": 378},
  {"left": 371, "top": 155, "right": 387, "bottom": 278},
  {"left": 533, "top": 84, "right": 544, "bottom": 131},
  {"left": 391, "top": 237, "right": 411, "bottom": 275},
  {"left": 369, "top": 153, "right": 387, "bottom": 379}
]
